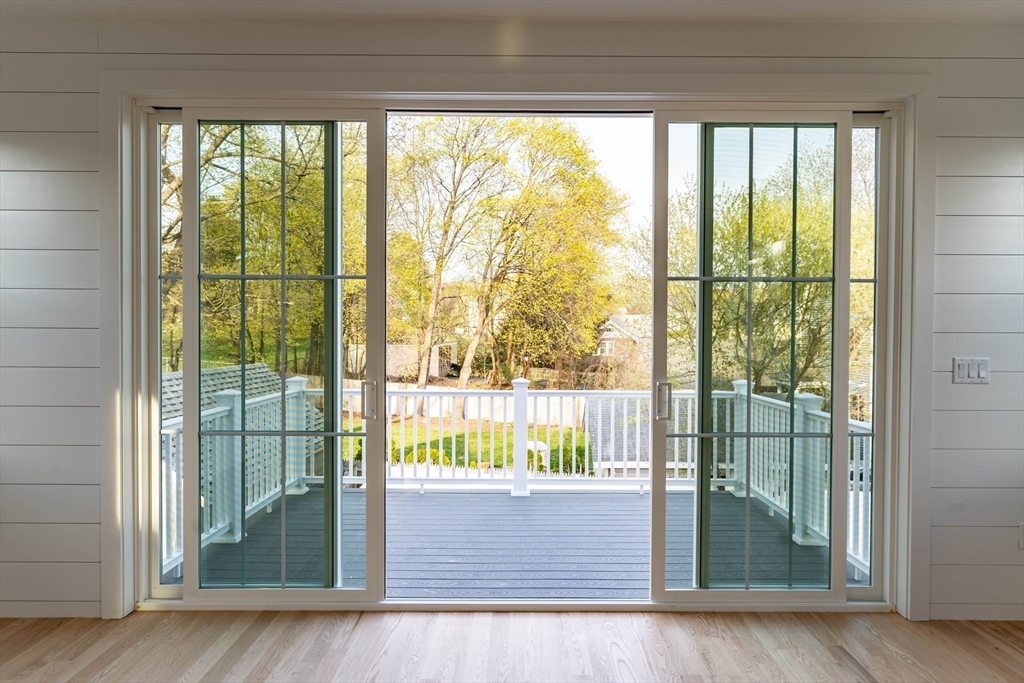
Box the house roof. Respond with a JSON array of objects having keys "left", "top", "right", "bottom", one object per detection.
[
  {"left": 600, "top": 314, "right": 651, "bottom": 343},
  {"left": 161, "top": 363, "right": 286, "bottom": 420}
]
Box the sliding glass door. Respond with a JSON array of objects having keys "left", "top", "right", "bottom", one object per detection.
[
  {"left": 654, "top": 112, "right": 851, "bottom": 599},
  {"left": 180, "top": 109, "right": 384, "bottom": 599}
]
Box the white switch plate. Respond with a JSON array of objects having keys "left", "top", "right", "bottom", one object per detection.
[{"left": 952, "top": 357, "right": 990, "bottom": 384}]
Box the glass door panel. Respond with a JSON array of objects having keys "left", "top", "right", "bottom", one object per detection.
[
  {"left": 193, "top": 119, "right": 368, "bottom": 589},
  {"left": 661, "top": 118, "right": 839, "bottom": 593}
]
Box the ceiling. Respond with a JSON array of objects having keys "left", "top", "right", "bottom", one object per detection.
[{"left": 1, "top": 0, "right": 1022, "bottom": 23}]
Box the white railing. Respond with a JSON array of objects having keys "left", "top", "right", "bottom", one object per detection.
[{"left": 160, "top": 376, "right": 873, "bottom": 579}]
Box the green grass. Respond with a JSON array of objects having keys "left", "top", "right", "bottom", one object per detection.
[{"left": 387, "top": 423, "right": 593, "bottom": 474}]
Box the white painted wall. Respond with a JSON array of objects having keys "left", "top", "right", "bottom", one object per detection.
[
  {"left": 0, "top": 16, "right": 1020, "bottom": 619},
  {"left": 929, "top": 60, "right": 1024, "bottom": 621}
]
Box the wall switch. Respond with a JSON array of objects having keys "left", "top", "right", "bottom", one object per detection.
[{"left": 952, "top": 357, "right": 990, "bottom": 384}]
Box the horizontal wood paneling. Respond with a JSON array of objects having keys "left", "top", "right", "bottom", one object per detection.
[
  {"left": 938, "top": 58, "right": 1024, "bottom": 98},
  {"left": 933, "top": 294, "right": 1024, "bottom": 333},
  {"left": 0, "top": 445, "right": 100, "bottom": 484},
  {"left": 0, "top": 172, "right": 98, "bottom": 210},
  {"left": 934, "top": 215, "right": 1024, "bottom": 254},
  {"left": 0, "top": 133, "right": 98, "bottom": 172},
  {"left": 933, "top": 333, "right": 1024, "bottom": 371},
  {"left": 930, "top": 565, "right": 1024, "bottom": 604},
  {"left": 0, "top": 562, "right": 100, "bottom": 601},
  {"left": 0, "top": 600, "right": 100, "bottom": 618},
  {"left": 936, "top": 137, "right": 1024, "bottom": 177},
  {"left": 935, "top": 176, "right": 1024, "bottom": 216},
  {"left": 0, "top": 53, "right": 99, "bottom": 93},
  {"left": 0, "top": 17, "right": 98, "bottom": 53},
  {"left": 0, "top": 368, "right": 100, "bottom": 407},
  {"left": 933, "top": 255, "right": 1024, "bottom": 294},
  {"left": 0, "top": 329, "right": 99, "bottom": 367},
  {"left": 94, "top": 19, "right": 1024, "bottom": 59},
  {"left": 0, "top": 250, "right": 98, "bottom": 289},
  {"left": 932, "top": 449, "right": 1024, "bottom": 488},
  {"left": 932, "top": 410, "right": 1024, "bottom": 450},
  {"left": 929, "top": 603, "right": 1024, "bottom": 620},
  {"left": 932, "top": 372, "right": 1024, "bottom": 411},
  {"left": 0, "top": 523, "right": 101, "bottom": 562},
  {"left": 931, "top": 487, "right": 1024, "bottom": 526},
  {"left": 0, "top": 93, "right": 99, "bottom": 132},
  {"left": 936, "top": 98, "right": 1024, "bottom": 137},
  {"left": 0, "top": 484, "right": 99, "bottom": 523},
  {"left": 0, "top": 289, "right": 99, "bottom": 328},
  {"left": 0, "top": 210, "right": 98, "bottom": 250},
  {"left": 931, "top": 527, "right": 1024, "bottom": 565},
  {"left": 0, "top": 407, "right": 99, "bottom": 446}
]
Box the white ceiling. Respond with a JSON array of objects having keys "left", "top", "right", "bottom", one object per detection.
[{"left": 1, "top": 0, "right": 1022, "bottom": 23}]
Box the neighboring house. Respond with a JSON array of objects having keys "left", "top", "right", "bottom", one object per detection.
[{"left": 596, "top": 308, "right": 652, "bottom": 357}]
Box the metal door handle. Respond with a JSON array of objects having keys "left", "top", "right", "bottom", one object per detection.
[
  {"left": 361, "top": 380, "right": 377, "bottom": 420},
  {"left": 655, "top": 382, "right": 672, "bottom": 421}
]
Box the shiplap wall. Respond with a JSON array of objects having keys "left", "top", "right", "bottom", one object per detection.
[
  {"left": 0, "top": 17, "right": 1021, "bottom": 619},
  {"left": 930, "top": 59, "right": 1024, "bottom": 621}
]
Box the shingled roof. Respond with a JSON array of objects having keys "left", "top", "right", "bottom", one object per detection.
[{"left": 161, "top": 363, "right": 287, "bottom": 421}]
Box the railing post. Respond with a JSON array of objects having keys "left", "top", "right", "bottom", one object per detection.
[
  {"left": 730, "top": 379, "right": 749, "bottom": 496},
  {"left": 285, "top": 376, "right": 310, "bottom": 494},
  {"left": 791, "top": 391, "right": 826, "bottom": 546},
  {"left": 511, "top": 378, "right": 530, "bottom": 497},
  {"left": 212, "top": 389, "right": 243, "bottom": 543}
]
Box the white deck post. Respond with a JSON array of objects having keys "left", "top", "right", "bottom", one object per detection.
[
  {"left": 792, "top": 392, "right": 825, "bottom": 546},
  {"left": 511, "top": 378, "right": 530, "bottom": 496},
  {"left": 285, "top": 376, "right": 310, "bottom": 493},
  {"left": 731, "top": 379, "right": 749, "bottom": 495},
  {"left": 212, "top": 389, "right": 243, "bottom": 543}
]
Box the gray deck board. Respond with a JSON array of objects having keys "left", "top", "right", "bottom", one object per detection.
[{"left": 201, "top": 488, "right": 839, "bottom": 597}]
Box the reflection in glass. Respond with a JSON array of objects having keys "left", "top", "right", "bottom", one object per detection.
[
  {"left": 751, "top": 127, "right": 794, "bottom": 278},
  {"left": 338, "top": 436, "right": 367, "bottom": 589},
  {"left": 709, "top": 281, "right": 747, "bottom": 433},
  {"left": 667, "top": 281, "right": 697, "bottom": 395},
  {"left": 341, "top": 122, "right": 368, "bottom": 277},
  {"left": 198, "top": 124, "right": 242, "bottom": 274},
  {"left": 285, "top": 124, "right": 328, "bottom": 275}
]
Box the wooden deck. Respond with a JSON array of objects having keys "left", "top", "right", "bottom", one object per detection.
[{"left": 202, "top": 488, "right": 834, "bottom": 597}]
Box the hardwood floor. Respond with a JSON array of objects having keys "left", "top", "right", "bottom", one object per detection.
[{"left": 1, "top": 612, "right": 1021, "bottom": 682}]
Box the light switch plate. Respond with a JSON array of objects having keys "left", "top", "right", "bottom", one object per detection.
[{"left": 952, "top": 357, "right": 990, "bottom": 384}]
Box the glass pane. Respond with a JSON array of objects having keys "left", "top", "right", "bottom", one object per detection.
[
  {"left": 711, "top": 126, "right": 750, "bottom": 277},
  {"left": 668, "top": 123, "right": 700, "bottom": 278},
  {"left": 848, "top": 435, "right": 873, "bottom": 586},
  {"left": 242, "top": 279, "right": 284, "bottom": 432},
  {"left": 285, "top": 436, "right": 327, "bottom": 587},
  {"left": 284, "top": 279, "right": 329, "bottom": 432},
  {"left": 666, "top": 437, "right": 698, "bottom": 589},
  {"left": 751, "top": 126, "right": 794, "bottom": 278},
  {"left": 749, "top": 282, "right": 792, "bottom": 431},
  {"left": 199, "top": 279, "right": 248, "bottom": 430},
  {"left": 794, "top": 280, "right": 833, "bottom": 427},
  {"left": 160, "top": 123, "right": 183, "bottom": 275},
  {"left": 705, "top": 436, "right": 830, "bottom": 588},
  {"left": 339, "top": 436, "right": 366, "bottom": 589},
  {"left": 851, "top": 128, "right": 878, "bottom": 281},
  {"left": 850, "top": 282, "right": 875, "bottom": 426},
  {"left": 667, "top": 280, "right": 697, "bottom": 397},
  {"left": 284, "top": 124, "right": 327, "bottom": 275},
  {"left": 199, "top": 435, "right": 287, "bottom": 588},
  {"left": 198, "top": 124, "right": 242, "bottom": 274},
  {"left": 243, "top": 123, "right": 284, "bottom": 275},
  {"left": 795, "top": 127, "right": 835, "bottom": 278},
  {"left": 708, "top": 281, "right": 747, "bottom": 433},
  {"left": 342, "top": 122, "right": 367, "bottom": 277}
]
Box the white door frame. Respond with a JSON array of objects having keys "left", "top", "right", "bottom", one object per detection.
[{"left": 104, "top": 67, "right": 932, "bottom": 616}]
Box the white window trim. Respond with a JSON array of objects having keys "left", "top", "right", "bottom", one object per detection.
[{"left": 104, "top": 68, "right": 932, "bottom": 618}]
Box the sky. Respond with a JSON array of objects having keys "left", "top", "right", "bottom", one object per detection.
[{"left": 560, "top": 116, "right": 654, "bottom": 231}]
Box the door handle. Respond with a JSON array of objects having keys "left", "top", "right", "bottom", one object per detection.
[
  {"left": 655, "top": 382, "right": 672, "bottom": 421},
  {"left": 361, "top": 380, "right": 377, "bottom": 420}
]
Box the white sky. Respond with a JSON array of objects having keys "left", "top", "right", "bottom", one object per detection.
[{"left": 560, "top": 116, "right": 653, "bottom": 231}]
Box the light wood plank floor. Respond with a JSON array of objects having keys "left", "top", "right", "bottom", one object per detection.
[{"left": 1, "top": 612, "right": 1021, "bottom": 682}]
